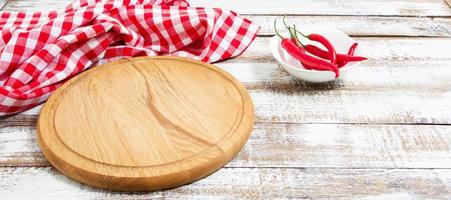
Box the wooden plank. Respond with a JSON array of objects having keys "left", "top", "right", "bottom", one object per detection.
[
  {"left": 4, "top": 59, "right": 451, "bottom": 124},
  {"left": 252, "top": 15, "right": 451, "bottom": 37},
  {"left": 0, "top": 0, "right": 8, "bottom": 10},
  {"left": 235, "top": 62, "right": 451, "bottom": 124},
  {"left": 2, "top": 1, "right": 451, "bottom": 38},
  {"left": 3, "top": 1, "right": 451, "bottom": 37},
  {"left": 435, "top": 18, "right": 451, "bottom": 36},
  {"left": 445, "top": 0, "right": 451, "bottom": 9},
  {"left": 233, "top": 37, "right": 451, "bottom": 63},
  {"left": 4, "top": 0, "right": 451, "bottom": 17},
  {"left": 219, "top": 60, "right": 451, "bottom": 89},
  {"left": 190, "top": 0, "right": 451, "bottom": 17},
  {"left": 0, "top": 0, "right": 70, "bottom": 11},
  {"left": 2, "top": 122, "right": 451, "bottom": 168},
  {"left": 0, "top": 167, "right": 450, "bottom": 199}
]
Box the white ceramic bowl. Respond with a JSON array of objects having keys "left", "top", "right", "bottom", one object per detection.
[{"left": 270, "top": 27, "right": 366, "bottom": 83}]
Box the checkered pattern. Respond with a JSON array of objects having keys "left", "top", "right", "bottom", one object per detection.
[{"left": 0, "top": 0, "right": 259, "bottom": 115}]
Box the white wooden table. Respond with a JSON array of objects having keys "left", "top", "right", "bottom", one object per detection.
[{"left": 1, "top": 0, "right": 451, "bottom": 199}]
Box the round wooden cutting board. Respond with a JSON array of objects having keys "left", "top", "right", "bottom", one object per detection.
[{"left": 37, "top": 56, "right": 254, "bottom": 191}]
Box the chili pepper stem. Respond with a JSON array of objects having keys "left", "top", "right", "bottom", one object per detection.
[
  {"left": 282, "top": 16, "right": 289, "bottom": 29},
  {"left": 287, "top": 26, "right": 295, "bottom": 39},
  {"left": 294, "top": 28, "right": 308, "bottom": 39},
  {"left": 273, "top": 19, "right": 284, "bottom": 39},
  {"left": 281, "top": 17, "right": 310, "bottom": 46},
  {"left": 282, "top": 16, "right": 294, "bottom": 34},
  {"left": 283, "top": 16, "right": 308, "bottom": 39},
  {"left": 292, "top": 25, "right": 305, "bottom": 48}
]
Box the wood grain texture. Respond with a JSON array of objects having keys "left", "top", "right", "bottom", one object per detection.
[
  {"left": 4, "top": 0, "right": 451, "bottom": 17},
  {"left": 190, "top": 0, "right": 451, "bottom": 17},
  {"left": 224, "top": 62, "right": 451, "bottom": 124},
  {"left": 3, "top": 123, "right": 451, "bottom": 169},
  {"left": 0, "top": 167, "right": 450, "bottom": 199},
  {"left": 3, "top": 1, "right": 451, "bottom": 38},
  {"left": 0, "top": 0, "right": 8, "bottom": 10},
  {"left": 445, "top": 0, "right": 451, "bottom": 8},
  {"left": 6, "top": 59, "right": 451, "bottom": 124},
  {"left": 37, "top": 57, "right": 254, "bottom": 191},
  {"left": 0, "top": 0, "right": 70, "bottom": 11},
  {"left": 253, "top": 16, "right": 451, "bottom": 37},
  {"left": 232, "top": 37, "right": 451, "bottom": 63}
]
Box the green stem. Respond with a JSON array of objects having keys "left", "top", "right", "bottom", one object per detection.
[
  {"left": 281, "top": 16, "right": 296, "bottom": 39},
  {"left": 294, "top": 28, "right": 309, "bottom": 39},
  {"left": 273, "top": 19, "right": 284, "bottom": 39},
  {"left": 293, "top": 25, "right": 305, "bottom": 47},
  {"left": 283, "top": 16, "right": 309, "bottom": 38},
  {"left": 282, "top": 16, "right": 291, "bottom": 31}
]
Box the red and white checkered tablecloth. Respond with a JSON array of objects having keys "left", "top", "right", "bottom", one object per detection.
[{"left": 0, "top": 0, "right": 259, "bottom": 115}]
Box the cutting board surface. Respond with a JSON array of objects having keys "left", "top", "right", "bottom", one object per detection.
[{"left": 37, "top": 56, "right": 254, "bottom": 191}]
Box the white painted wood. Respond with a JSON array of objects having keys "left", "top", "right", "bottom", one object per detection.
[
  {"left": 2, "top": 123, "right": 451, "bottom": 168},
  {"left": 12, "top": 60, "right": 451, "bottom": 124},
  {"left": 0, "top": 0, "right": 8, "bottom": 10},
  {"left": 4, "top": 0, "right": 451, "bottom": 17},
  {"left": 190, "top": 0, "right": 451, "bottom": 17},
  {"left": 9, "top": 39, "right": 451, "bottom": 121},
  {"left": 4, "top": 1, "right": 451, "bottom": 37},
  {"left": 0, "top": 126, "right": 47, "bottom": 167},
  {"left": 0, "top": 167, "right": 450, "bottom": 199},
  {"left": 0, "top": 0, "right": 70, "bottom": 11},
  {"left": 218, "top": 60, "right": 451, "bottom": 88},
  {"left": 20, "top": 105, "right": 42, "bottom": 115},
  {"left": 233, "top": 37, "right": 451, "bottom": 63},
  {"left": 226, "top": 59, "right": 451, "bottom": 124},
  {"left": 252, "top": 15, "right": 451, "bottom": 37}
]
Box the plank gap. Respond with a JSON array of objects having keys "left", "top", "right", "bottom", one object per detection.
[
  {"left": 5, "top": 115, "right": 451, "bottom": 126},
  {"left": 444, "top": 0, "right": 451, "bottom": 9},
  {"left": 2, "top": 166, "right": 451, "bottom": 170},
  {"left": 245, "top": 13, "right": 451, "bottom": 18}
]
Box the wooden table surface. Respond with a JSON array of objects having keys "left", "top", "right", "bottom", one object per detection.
[{"left": 1, "top": 0, "right": 451, "bottom": 199}]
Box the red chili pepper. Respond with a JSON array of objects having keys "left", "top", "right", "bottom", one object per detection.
[
  {"left": 348, "top": 43, "right": 358, "bottom": 55},
  {"left": 305, "top": 44, "right": 367, "bottom": 64},
  {"left": 294, "top": 44, "right": 312, "bottom": 70},
  {"left": 280, "top": 38, "right": 339, "bottom": 77},
  {"left": 275, "top": 19, "right": 339, "bottom": 77},
  {"left": 308, "top": 34, "right": 337, "bottom": 64},
  {"left": 286, "top": 22, "right": 366, "bottom": 67},
  {"left": 282, "top": 17, "right": 337, "bottom": 64},
  {"left": 287, "top": 25, "right": 311, "bottom": 70},
  {"left": 338, "top": 43, "right": 359, "bottom": 68}
]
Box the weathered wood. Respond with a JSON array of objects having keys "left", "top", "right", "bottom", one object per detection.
[
  {"left": 218, "top": 60, "right": 451, "bottom": 89},
  {"left": 0, "top": 0, "right": 8, "bottom": 10},
  {"left": 0, "top": 167, "right": 450, "bottom": 199},
  {"left": 232, "top": 37, "right": 451, "bottom": 63},
  {"left": 238, "top": 62, "right": 451, "bottom": 124},
  {"left": 253, "top": 15, "right": 451, "bottom": 37},
  {"left": 5, "top": 59, "right": 451, "bottom": 124},
  {"left": 445, "top": 0, "right": 451, "bottom": 9},
  {"left": 3, "top": 1, "right": 451, "bottom": 38},
  {"left": 4, "top": 1, "right": 451, "bottom": 37},
  {"left": 2, "top": 123, "right": 451, "bottom": 168},
  {"left": 190, "top": 0, "right": 451, "bottom": 17},
  {"left": 0, "top": 0, "right": 70, "bottom": 11},
  {"left": 4, "top": 0, "right": 451, "bottom": 17},
  {"left": 435, "top": 18, "right": 451, "bottom": 35}
]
